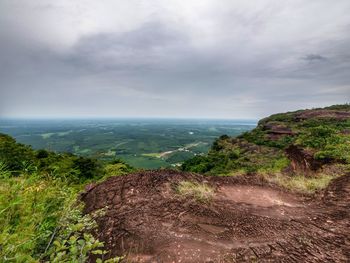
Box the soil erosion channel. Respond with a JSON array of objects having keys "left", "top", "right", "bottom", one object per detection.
[{"left": 82, "top": 170, "right": 350, "bottom": 262}]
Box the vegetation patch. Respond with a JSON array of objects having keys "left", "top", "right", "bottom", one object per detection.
[
  {"left": 264, "top": 173, "right": 337, "bottom": 194},
  {"left": 182, "top": 104, "right": 350, "bottom": 181},
  {"left": 0, "top": 133, "right": 131, "bottom": 262},
  {"left": 176, "top": 181, "right": 214, "bottom": 202}
]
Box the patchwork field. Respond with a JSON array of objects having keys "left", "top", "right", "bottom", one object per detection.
[{"left": 0, "top": 119, "right": 255, "bottom": 168}]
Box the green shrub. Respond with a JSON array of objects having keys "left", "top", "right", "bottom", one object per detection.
[
  {"left": 0, "top": 171, "right": 77, "bottom": 261},
  {"left": 0, "top": 134, "right": 131, "bottom": 262},
  {"left": 46, "top": 206, "right": 123, "bottom": 263}
]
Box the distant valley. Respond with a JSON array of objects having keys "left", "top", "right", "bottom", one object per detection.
[{"left": 0, "top": 119, "right": 256, "bottom": 168}]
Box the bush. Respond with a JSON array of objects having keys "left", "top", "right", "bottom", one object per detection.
[
  {"left": 104, "top": 159, "right": 134, "bottom": 177},
  {"left": 0, "top": 134, "right": 132, "bottom": 262},
  {"left": 73, "top": 157, "right": 103, "bottom": 180}
]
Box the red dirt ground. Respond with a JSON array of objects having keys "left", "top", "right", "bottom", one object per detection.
[{"left": 81, "top": 170, "right": 350, "bottom": 262}]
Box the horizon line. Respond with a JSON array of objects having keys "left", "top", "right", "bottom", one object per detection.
[{"left": 0, "top": 116, "right": 258, "bottom": 120}]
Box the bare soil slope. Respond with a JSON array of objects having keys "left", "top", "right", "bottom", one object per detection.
[{"left": 82, "top": 170, "right": 350, "bottom": 262}]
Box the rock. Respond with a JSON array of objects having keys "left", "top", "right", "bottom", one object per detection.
[
  {"left": 262, "top": 122, "right": 295, "bottom": 141},
  {"left": 285, "top": 145, "right": 323, "bottom": 173},
  {"left": 294, "top": 110, "right": 350, "bottom": 121}
]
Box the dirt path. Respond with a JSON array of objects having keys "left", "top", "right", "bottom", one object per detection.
[{"left": 82, "top": 171, "right": 350, "bottom": 262}]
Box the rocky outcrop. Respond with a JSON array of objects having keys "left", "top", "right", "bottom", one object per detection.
[
  {"left": 262, "top": 122, "right": 296, "bottom": 141},
  {"left": 285, "top": 145, "right": 323, "bottom": 173},
  {"left": 295, "top": 109, "right": 350, "bottom": 121}
]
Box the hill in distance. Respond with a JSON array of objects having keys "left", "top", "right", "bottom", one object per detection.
[{"left": 182, "top": 104, "right": 350, "bottom": 192}]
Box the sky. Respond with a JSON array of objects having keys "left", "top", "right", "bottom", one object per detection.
[{"left": 0, "top": 0, "right": 349, "bottom": 119}]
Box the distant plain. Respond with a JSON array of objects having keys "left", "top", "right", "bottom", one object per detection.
[{"left": 0, "top": 119, "right": 256, "bottom": 168}]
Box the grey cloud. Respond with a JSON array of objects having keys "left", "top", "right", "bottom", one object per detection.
[
  {"left": 0, "top": 1, "right": 350, "bottom": 119},
  {"left": 302, "top": 54, "right": 327, "bottom": 62}
]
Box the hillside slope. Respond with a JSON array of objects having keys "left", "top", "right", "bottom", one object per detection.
[
  {"left": 1, "top": 104, "right": 350, "bottom": 262},
  {"left": 82, "top": 170, "right": 350, "bottom": 262},
  {"left": 80, "top": 105, "right": 350, "bottom": 262},
  {"left": 182, "top": 105, "right": 350, "bottom": 192}
]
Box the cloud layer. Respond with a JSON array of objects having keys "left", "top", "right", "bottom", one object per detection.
[{"left": 1, "top": 0, "right": 350, "bottom": 118}]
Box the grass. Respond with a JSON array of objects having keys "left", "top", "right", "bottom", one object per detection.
[
  {"left": 0, "top": 172, "right": 80, "bottom": 261},
  {"left": 264, "top": 173, "right": 336, "bottom": 194},
  {"left": 176, "top": 181, "right": 214, "bottom": 202}
]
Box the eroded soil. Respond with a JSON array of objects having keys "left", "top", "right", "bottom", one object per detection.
[{"left": 82, "top": 171, "right": 350, "bottom": 262}]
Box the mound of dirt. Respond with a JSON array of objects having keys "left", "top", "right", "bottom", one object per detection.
[{"left": 82, "top": 170, "right": 350, "bottom": 262}]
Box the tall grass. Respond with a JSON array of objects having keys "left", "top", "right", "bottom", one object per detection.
[{"left": 0, "top": 168, "right": 80, "bottom": 261}]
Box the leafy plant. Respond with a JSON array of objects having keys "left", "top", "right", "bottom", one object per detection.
[{"left": 0, "top": 134, "right": 129, "bottom": 262}]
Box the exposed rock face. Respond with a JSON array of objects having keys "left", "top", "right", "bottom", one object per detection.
[
  {"left": 82, "top": 170, "right": 350, "bottom": 262},
  {"left": 262, "top": 123, "right": 294, "bottom": 134},
  {"left": 262, "top": 122, "right": 295, "bottom": 141},
  {"left": 285, "top": 145, "right": 323, "bottom": 173},
  {"left": 295, "top": 109, "right": 350, "bottom": 121}
]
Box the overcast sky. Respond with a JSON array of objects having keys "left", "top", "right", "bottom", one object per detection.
[{"left": 0, "top": 0, "right": 349, "bottom": 119}]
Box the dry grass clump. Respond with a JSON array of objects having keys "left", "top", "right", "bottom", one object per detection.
[
  {"left": 263, "top": 173, "right": 336, "bottom": 194},
  {"left": 177, "top": 181, "right": 214, "bottom": 202}
]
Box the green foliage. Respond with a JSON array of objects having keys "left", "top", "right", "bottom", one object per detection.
[
  {"left": 297, "top": 126, "right": 336, "bottom": 149},
  {"left": 258, "top": 112, "right": 295, "bottom": 124},
  {"left": 47, "top": 206, "right": 123, "bottom": 263},
  {"left": 0, "top": 166, "right": 123, "bottom": 263},
  {"left": 0, "top": 171, "right": 77, "bottom": 261},
  {"left": 104, "top": 159, "right": 135, "bottom": 177},
  {"left": 0, "top": 134, "right": 130, "bottom": 262},
  {"left": 182, "top": 139, "right": 289, "bottom": 176},
  {"left": 183, "top": 104, "right": 350, "bottom": 177},
  {"left": 165, "top": 151, "right": 194, "bottom": 164},
  {"left": 49, "top": 233, "right": 104, "bottom": 262},
  {"left": 0, "top": 133, "right": 36, "bottom": 172},
  {"left": 72, "top": 157, "right": 103, "bottom": 180},
  {"left": 324, "top": 103, "right": 350, "bottom": 111},
  {"left": 314, "top": 135, "right": 350, "bottom": 163},
  {"left": 0, "top": 133, "right": 134, "bottom": 182},
  {"left": 240, "top": 128, "right": 295, "bottom": 149},
  {"left": 0, "top": 161, "right": 11, "bottom": 179}
]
